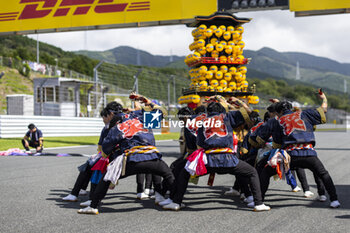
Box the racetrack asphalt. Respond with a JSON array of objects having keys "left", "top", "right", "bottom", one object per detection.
[{"left": 0, "top": 132, "right": 349, "bottom": 233}]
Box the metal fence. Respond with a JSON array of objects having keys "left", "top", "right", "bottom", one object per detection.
[
  {"left": 95, "top": 62, "right": 190, "bottom": 106},
  {"left": 0, "top": 115, "right": 104, "bottom": 138},
  {"left": 0, "top": 56, "right": 94, "bottom": 115},
  {"left": 0, "top": 56, "right": 190, "bottom": 117},
  {"left": 0, "top": 56, "right": 91, "bottom": 81}
]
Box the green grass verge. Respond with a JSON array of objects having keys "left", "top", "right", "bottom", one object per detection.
[
  {"left": 0, "top": 132, "right": 180, "bottom": 151},
  {"left": 154, "top": 132, "right": 180, "bottom": 141},
  {"left": 0, "top": 136, "right": 99, "bottom": 151},
  {"left": 315, "top": 128, "right": 347, "bottom": 132}
]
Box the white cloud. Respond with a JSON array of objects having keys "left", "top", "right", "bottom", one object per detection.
[
  {"left": 28, "top": 10, "right": 350, "bottom": 63},
  {"left": 240, "top": 10, "right": 350, "bottom": 63}
]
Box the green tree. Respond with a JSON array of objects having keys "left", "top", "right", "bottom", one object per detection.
[{"left": 68, "top": 55, "right": 98, "bottom": 76}]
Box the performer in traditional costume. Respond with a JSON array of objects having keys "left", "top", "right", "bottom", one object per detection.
[
  {"left": 161, "top": 96, "right": 270, "bottom": 212},
  {"left": 62, "top": 102, "right": 123, "bottom": 205},
  {"left": 252, "top": 91, "right": 340, "bottom": 208},
  {"left": 78, "top": 94, "right": 175, "bottom": 215}
]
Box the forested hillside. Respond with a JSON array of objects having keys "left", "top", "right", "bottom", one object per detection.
[{"left": 1, "top": 35, "right": 349, "bottom": 112}]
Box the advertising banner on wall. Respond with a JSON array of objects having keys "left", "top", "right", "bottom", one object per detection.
[{"left": 0, "top": 0, "right": 217, "bottom": 34}]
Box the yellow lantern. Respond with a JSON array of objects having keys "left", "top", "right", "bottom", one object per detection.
[
  {"left": 220, "top": 79, "right": 227, "bottom": 87},
  {"left": 215, "top": 43, "right": 224, "bottom": 52},
  {"left": 233, "top": 45, "right": 241, "bottom": 55},
  {"left": 229, "top": 67, "right": 237, "bottom": 75},
  {"left": 210, "top": 79, "right": 219, "bottom": 87},
  {"left": 228, "top": 40, "right": 235, "bottom": 46},
  {"left": 219, "top": 56, "right": 227, "bottom": 63},
  {"left": 199, "top": 80, "right": 208, "bottom": 87},
  {"left": 220, "top": 65, "right": 228, "bottom": 73},
  {"left": 210, "top": 38, "right": 218, "bottom": 45},
  {"left": 229, "top": 82, "right": 237, "bottom": 91},
  {"left": 198, "top": 74, "right": 206, "bottom": 81},
  {"left": 192, "top": 95, "right": 201, "bottom": 103},
  {"left": 209, "top": 25, "right": 217, "bottom": 31},
  {"left": 189, "top": 42, "right": 195, "bottom": 51},
  {"left": 199, "top": 65, "right": 208, "bottom": 75},
  {"left": 193, "top": 52, "right": 201, "bottom": 61},
  {"left": 237, "top": 41, "right": 245, "bottom": 48},
  {"left": 199, "top": 86, "right": 208, "bottom": 91},
  {"left": 197, "top": 39, "right": 206, "bottom": 48},
  {"left": 182, "top": 96, "right": 188, "bottom": 104},
  {"left": 206, "top": 44, "right": 214, "bottom": 53},
  {"left": 253, "top": 96, "right": 261, "bottom": 104},
  {"left": 235, "top": 72, "right": 243, "bottom": 82},
  {"left": 189, "top": 68, "right": 194, "bottom": 76},
  {"left": 231, "top": 31, "right": 240, "bottom": 39},
  {"left": 184, "top": 54, "right": 190, "bottom": 63},
  {"left": 205, "top": 29, "right": 213, "bottom": 38},
  {"left": 237, "top": 47, "right": 243, "bottom": 55},
  {"left": 208, "top": 86, "right": 215, "bottom": 92},
  {"left": 225, "top": 45, "right": 233, "bottom": 54},
  {"left": 192, "top": 28, "right": 199, "bottom": 37},
  {"left": 227, "top": 26, "right": 235, "bottom": 33},
  {"left": 198, "top": 24, "right": 207, "bottom": 32},
  {"left": 247, "top": 95, "right": 252, "bottom": 102},
  {"left": 247, "top": 95, "right": 252, "bottom": 104},
  {"left": 178, "top": 96, "right": 184, "bottom": 104},
  {"left": 219, "top": 25, "right": 226, "bottom": 32},
  {"left": 223, "top": 31, "right": 231, "bottom": 41},
  {"left": 224, "top": 72, "right": 232, "bottom": 81},
  {"left": 241, "top": 81, "right": 248, "bottom": 91},
  {"left": 195, "top": 33, "right": 206, "bottom": 40},
  {"left": 215, "top": 71, "right": 223, "bottom": 80},
  {"left": 209, "top": 65, "right": 218, "bottom": 73},
  {"left": 236, "top": 55, "right": 245, "bottom": 62},
  {"left": 189, "top": 82, "right": 196, "bottom": 89},
  {"left": 238, "top": 66, "right": 247, "bottom": 74},
  {"left": 190, "top": 68, "right": 197, "bottom": 76},
  {"left": 228, "top": 56, "right": 235, "bottom": 62},
  {"left": 205, "top": 70, "right": 214, "bottom": 80},
  {"left": 198, "top": 47, "right": 207, "bottom": 56},
  {"left": 236, "top": 26, "right": 244, "bottom": 34},
  {"left": 220, "top": 41, "right": 227, "bottom": 46},
  {"left": 216, "top": 86, "right": 224, "bottom": 92},
  {"left": 211, "top": 50, "right": 219, "bottom": 58},
  {"left": 224, "top": 87, "right": 232, "bottom": 92},
  {"left": 214, "top": 28, "right": 223, "bottom": 38}
]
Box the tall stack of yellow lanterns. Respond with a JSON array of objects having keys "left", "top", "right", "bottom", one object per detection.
[
  {"left": 179, "top": 13, "right": 259, "bottom": 106},
  {"left": 184, "top": 22, "right": 249, "bottom": 94}
]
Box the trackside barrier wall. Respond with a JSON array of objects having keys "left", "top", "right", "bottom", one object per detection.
[{"left": 0, "top": 115, "right": 104, "bottom": 138}]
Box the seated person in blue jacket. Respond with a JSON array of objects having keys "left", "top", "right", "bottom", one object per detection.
[{"left": 22, "top": 123, "right": 43, "bottom": 153}]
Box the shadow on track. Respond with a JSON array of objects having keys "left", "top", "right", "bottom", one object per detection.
[{"left": 48, "top": 189, "right": 165, "bottom": 213}]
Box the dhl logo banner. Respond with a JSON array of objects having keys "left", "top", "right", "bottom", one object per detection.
[
  {"left": 290, "top": 0, "right": 350, "bottom": 12},
  {"left": 0, "top": 0, "right": 216, "bottom": 34}
]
